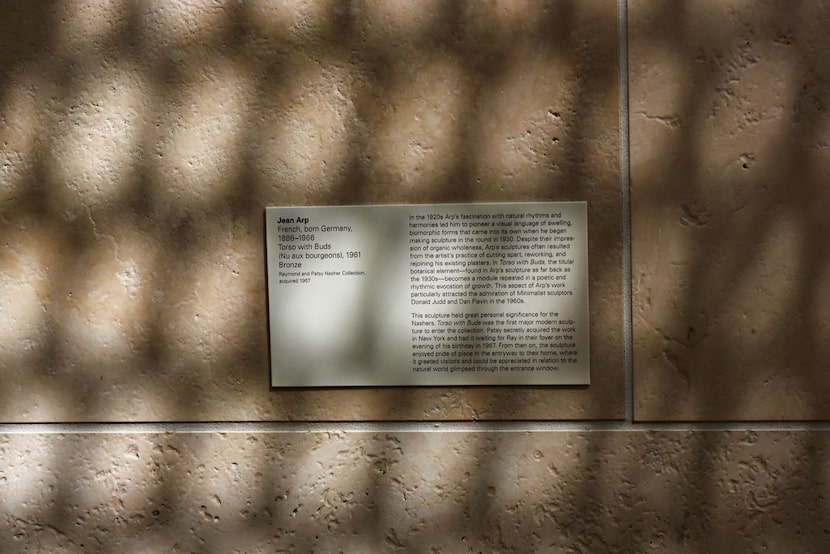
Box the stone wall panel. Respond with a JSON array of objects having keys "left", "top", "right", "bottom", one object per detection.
[
  {"left": 1, "top": 431, "right": 828, "bottom": 552},
  {"left": 0, "top": 0, "right": 622, "bottom": 422},
  {"left": 631, "top": 0, "right": 830, "bottom": 420}
]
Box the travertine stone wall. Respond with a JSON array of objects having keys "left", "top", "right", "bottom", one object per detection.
[
  {"left": 0, "top": 0, "right": 622, "bottom": 422},
  {"left": 1, "top": 0, "right": 829, "bottom": 551},
  {"left": 2, "top": 431, "right": 829, "bottom": 552},
  {"left": 631, "top": 0, "right": 830, "bottom": 420}
]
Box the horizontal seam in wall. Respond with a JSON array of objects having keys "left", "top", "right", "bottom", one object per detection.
[{"left": 1, "top": 421, "right": 830, "bottom": 434}]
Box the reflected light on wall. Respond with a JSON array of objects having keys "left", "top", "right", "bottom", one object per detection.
[
  {"left": 254, "top": 62, "right": 357, "bottom": 196},
  {"left": 61, "top": 234, "right": 155, "bottom": 366},
  {"left": 160, "top": 241, "right": 251, "bottom": 367},
  {"left": 53, "top": 0, "right": 131, "bottom": 54},
  {"left": 140, "top": 0, "right": 235, "bottom": 53},
  {"left": 151, "top": 59, "right": 251, "bottom": 208},
  {"left": 47, "top": 61, "right": 147, "bottom": 211},
  {"left": 0, "top": 247, "right": 44, "bottom": 356}
]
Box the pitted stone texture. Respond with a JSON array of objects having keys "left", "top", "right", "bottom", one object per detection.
[
  {"left": 1, "top": 430, "right": 828, "bottom": 551},
  {"left": 0, "top": 1, "right": 621, "bottom": 421},
  {"left": 631, "top": 0, "right": 830, "bottom": 420}
]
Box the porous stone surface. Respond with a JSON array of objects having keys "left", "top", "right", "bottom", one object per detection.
[
  {"left": 0, "top": 0, "right": 621, "bottom": 421},
  {"left": 630, "top": 0, "right": 830, "bottom": 420},
  {"left": 1, "top": 430, "right": 828, "bottom": 552}
]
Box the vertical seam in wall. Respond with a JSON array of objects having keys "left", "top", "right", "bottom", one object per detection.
[{"left": 618, "top": 0, "right": 634, "bottom": 424}]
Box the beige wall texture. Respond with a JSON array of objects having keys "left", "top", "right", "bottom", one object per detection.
[
  {"left": 0, "top": 0, "right": 828, "bottom": 551},
  {"left": 1, "top": 0, "right": 622, "bottom": 422}
]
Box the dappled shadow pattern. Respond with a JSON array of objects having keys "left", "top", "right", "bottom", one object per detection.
[
  {"left": 631, "top": 0, "right": 830, "bottom": 420},
  {"left": 2, "top": 431, "right": 829, "bottom": 551},
  {"left": 0, "top": 0, "right": 621, "bottom": 422},
  {"left": 1, "top": 0, "right": 829, "bottom": 551}
]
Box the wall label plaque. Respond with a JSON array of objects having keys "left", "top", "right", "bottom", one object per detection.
[{"left": 266, "top": 202, "right": 590, "bottom": 386}]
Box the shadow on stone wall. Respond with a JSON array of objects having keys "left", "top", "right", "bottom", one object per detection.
[
  {"left": 1, "top": 0, "right": 827, "bottom": 551},
  {"left": 0, "top": 0, "right": 621, "bottom": 423},
  {"left": 2, "top": 431, "right": 828, "bottom": 550},
  {"left": 631, "top": 0, "right": 830, "bottom": 420}
]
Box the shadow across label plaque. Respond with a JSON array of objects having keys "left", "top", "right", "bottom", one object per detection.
[{"left": 266, "top": 202, "right": 589, "bottom": 387}]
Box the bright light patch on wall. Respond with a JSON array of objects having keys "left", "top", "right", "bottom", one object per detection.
[
  {"left": 152, "top": 61, "right": 250, "bottom": 207},
  {"left": 1, "top": 437, "right": 56, "bottom": 516},
  {"left": 0, "top": 250, "right": 43, "bottom": 350},
  {"left": 162, "top": 248, "right": 248, "bottom": 361},
  {"left": 256, "top": 64, "right": 355, "bottom": 191},
  {"left": 140, "top": 0, "right": 234, "bottom": 51},
  {"left": 48, "top": 63, "right": 146, "bottom": 209},
  {"left": 54, "top": 0, "right": 130, "bottom": 52}
]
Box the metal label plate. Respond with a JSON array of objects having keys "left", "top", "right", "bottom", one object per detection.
[{"left": 266, "top": 202, "right": 589, "bottom": 386}]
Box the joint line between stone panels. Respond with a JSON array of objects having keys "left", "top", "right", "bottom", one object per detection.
[
  {"left": 0, "top": 421, "right": 624, "bottom": 434},
  {"left": 618, "top": 0, "right": 634, "bottom": 424},
  {"left": 630, "top": 421, "right": 830, "bottom": 432},
  {"left": 2, "top": 421, "right": 830, "bottom": 434}
]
